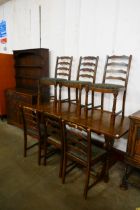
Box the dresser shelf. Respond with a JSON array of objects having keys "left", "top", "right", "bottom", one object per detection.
[{"left": 6, "top": 48, "right": 49, "bottom": 126}]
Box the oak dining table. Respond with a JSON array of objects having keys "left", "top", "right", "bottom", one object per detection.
[{"left": 31, "top": 100, "right": 130, "bottom": 181}]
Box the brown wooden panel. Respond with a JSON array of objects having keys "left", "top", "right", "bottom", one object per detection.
[
  {"left": 5, "top": 88, "right": 38, "bottom": 127},
  {"left": 13, "top": 48, "right": 49, "bottom": 90}
]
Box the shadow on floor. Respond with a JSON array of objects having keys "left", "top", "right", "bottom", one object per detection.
[{"left": 0, "top": 119, "right": 140, "bottom": 210}]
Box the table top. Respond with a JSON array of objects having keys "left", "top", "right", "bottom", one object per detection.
[
  {"left": 33, "top": 101, "right": 130, "bottom": 139},
  {"left": 129, "top": 110, "right": 140, "bottom": 121}
]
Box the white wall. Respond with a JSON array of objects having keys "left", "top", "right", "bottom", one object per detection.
[{"left": 0, "top": 0, "right": 139, "bottom": 116}]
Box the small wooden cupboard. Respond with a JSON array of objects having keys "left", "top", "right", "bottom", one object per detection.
[{"left": 6, "top": 48, "right": 49, "bottom": 126}]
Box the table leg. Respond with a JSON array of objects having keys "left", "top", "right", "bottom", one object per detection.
[
  {"left": 104, "top": 135, "right": 115, "bottom": 182},
  {"left": 120, "top": 164, "right": 129, "bottom": 190}
]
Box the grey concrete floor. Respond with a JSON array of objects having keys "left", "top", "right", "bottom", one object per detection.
[{"left": 0, "top": 119, "right": 140, "bottom": 210}]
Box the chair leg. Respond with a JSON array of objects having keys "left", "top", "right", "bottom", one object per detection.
[
  {"left": 38, "top": 141, "right": 41, "bottom": 165},
  {"left": 112, "top": 92, "right": 118, "bottom": 116},
  {"left": 83, "top": 166, "right": 90, "bottom": 200},
  {"left": 101, "top": 93, "right": 104, "bottom": 110},
  {"left": 122, "top": 91, "right": 126, "bottom": 117},
  {"left": 43, "top": 138, "right": 47, "bottom": 166},
  {"left": 92, "top": 90, "right": 94, "bottom": 108},
  {"left": 54, "top": 85, "right": 57, "bottom": 101},
  {"left": 59, "top": 151, "right": 63, "bottom": 178},
  {"left": 24, "top": 135, "right": 27, "bottom": 157},
  {"left": 120, "top": 164, "right": 129, "bottom": 190},
  {"left": 76, "top": 88, "right": 78, "bottom": 103},
  {"left": 85, "top": 86, "right": 88, "bottom": 115},
  {"left": 62, "top": 154, "right": 67, "bottom": 184},
  {"left": 68, "top": 87, "right": 71, "bottom": 103}
]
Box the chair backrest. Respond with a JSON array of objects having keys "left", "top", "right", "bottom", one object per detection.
[
  {"left": 21, "top": 105, "right": 43, "bottom": 139},
  {"left": 63, "top": 120, "right": 91, "bottom": 164},
  {"left": 44, "top": 112, "right": 63, "bottom": 148},
  {"left": 77, "top": 56, "right": 99, "bottom": 84},
  {"left": 55, "top": 56, "right": 73, "bottom": 80},
  {"left": 102, "top": 55, "right": 132, "bottom": 88}
]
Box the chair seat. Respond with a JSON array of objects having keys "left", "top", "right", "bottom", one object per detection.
[
  {"left": 94, "top": 83, "right": 124, "bottom": 89},
  {"left": 43, "top": 113, "right": 63, "bottom": 176},
  {"left": 88, "top": 83, "right": 125, "bottom": 96},
  {"left": 40, "top": 77, "right": 67, "bottom": 85},
  {"left": 26, "top": 128, "right": 39, "bottom": 137},
  {"left": 68, "top": 144, "right": 106, "bottom": 163},
  {"left": 48, "top": 135, "right": 62, "bottom": 148},
  {"left": 62, "top": 120, "right": 107, "bottom": 199},
  {"left": 47, "top": 126, "right": 62, "bottom": 146},
  {"left": 67, "top": 127, "right": 106, "bottom": 161},
  {"left": 27, "top": 122, "right": 46, "bottom": 138},
  {"left": 60, "top": 80, "right": 92, "bottom": 88}
]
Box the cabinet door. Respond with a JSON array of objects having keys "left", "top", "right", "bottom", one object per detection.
[
  {"left": 133, "top": 123, "right": 140, "bottom": 161},
  {"left": 127, "top": 120, "right": 140, "bottom": 164},
  {"left": 5, "top": 90, "right": 21, "bottom": 126},
  {"left": 5, "top": 89, "right": 38, "bottom": 127}
]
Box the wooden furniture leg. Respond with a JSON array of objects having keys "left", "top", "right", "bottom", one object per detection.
[{"left": 104, "top": 135, "right": 115, "bottom": 182}]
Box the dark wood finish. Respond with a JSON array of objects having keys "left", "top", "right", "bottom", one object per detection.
[
  {"left": 76, "top": 56, "right": 99, "bottom": 107},
  {"left": 55, "top": 56, "right": 73, "bottom": 101},
  {"left": 59, "top": 81, "right": 85, "bottom": 115},
  {"left": 77, "top": 56, "right": 99, "bottom": 83},
  {"left": 33, "top": 101, "right": 130, "bottom": 139},
  {"left": 5, "top": 88, "right": 38, "bottom": 127},
  {"left": 121, "top": 111, "right": 140, "bottom": 189},
  {"left": 62, "top": 120, "right": 107, "bottom": 199},
  {"left": 55, "top": 56, "right": 73, "bottom": 80},
  {"left": 59, "top": 56, "right": 99, "bottom": 106},
  {"left": 31, "top": 100, "right": 129, "bottom": 181},
  {"left": 6, "top": 48, "right": 49, "bottom": 126},
  {"left": 21, "top": 105, "right": 47, "bottom": 165},
  {"left": 43, "top": 112, "right": 63, "bottom": 177},
  {"left": 14, "top": 48, "right": 49, "bottom": 90},
  {"left": 89, "top": 55, "right": 132, "bottom": 116},
  {"left": 38, "top": 56, "right": 73, "bottom": 103}
]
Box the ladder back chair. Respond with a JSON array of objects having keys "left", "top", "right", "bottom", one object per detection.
[
  {"left": 55, "top": 56, "right": 73, "bottom": 80},
  {"left": 59, "top": 79, "right": 85, "bottom": 116},
  {"left": 43, "top": 112, "right": 63, "bottom": 177},
  {"left": 76, "top": 56, "right": 99, "bottom": 107},
  {"left": 62, "top": 120, "right": 107, "bottom": 199},
  {"left": 21, "top": 105, "right": 47, "bottom": 165},
  {"left": 77, "top": 56, "right": 99, "bottom": 83},
  {"left": 59, "top": 56, "right": 99, "bottom": 112},
  {"left": 90, "top": 55, "right": 132, "bottom": 116},
  {"left": 38, "top": 56, "right": 73, "bottom": 104}
]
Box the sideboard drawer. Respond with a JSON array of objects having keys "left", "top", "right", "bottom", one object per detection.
[{"left": 5, "top": 88, "right": 37, "bottom": 127}]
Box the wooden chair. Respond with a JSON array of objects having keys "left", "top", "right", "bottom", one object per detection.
[
  {"left": 89, "top": 55, "right": 132, "bottom": 116},
  {"left": 21, "top": 105, "right": 47, "bottom": 165},
  {"left": 38, "top": 56, "right": 73, "bottom": 104},
  {"left": 59, "top": 80, "right": 85, "bottom": 115},
  {"left": 76, "top": 56, "right": 99, "bottom": 106},
  {"left": 62, "top": 120, "right": 107, "bottom": 199},
  {"left": 59, "top": 56, "right": 99, "bottom": 110},
  {"left": 55, "top": 56, "right": 73, "bottom": 81},
  {"left": 43, "top": 112, "right": 63, "bottom": 177}
]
